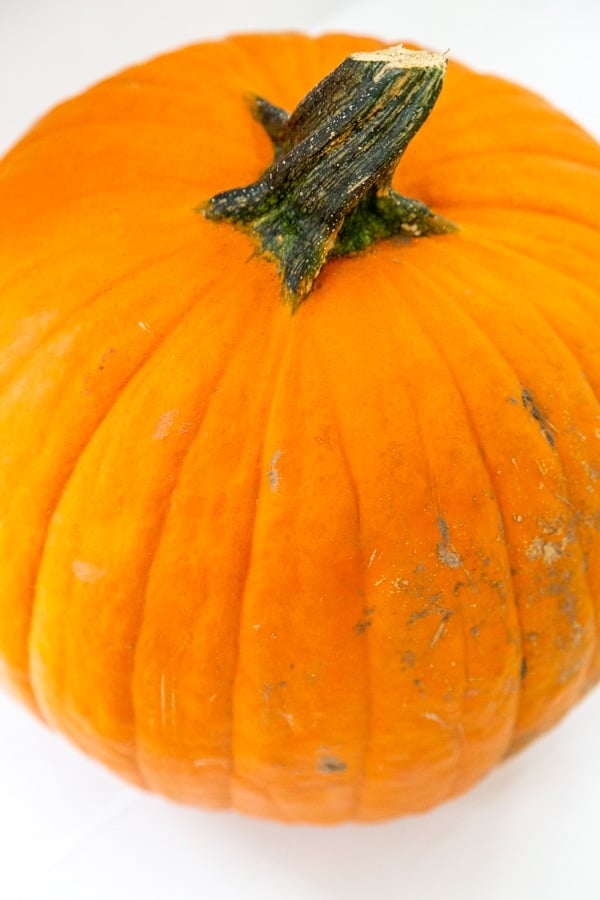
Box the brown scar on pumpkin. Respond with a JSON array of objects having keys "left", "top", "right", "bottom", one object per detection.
[
  {"left": 521, "top": 387, "right": 557, "bottom": 449},
  {"left": 317, "top": 754, "right": 347, "bottom": 774}
]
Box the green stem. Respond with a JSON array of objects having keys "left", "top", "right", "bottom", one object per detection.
[{"left": 202, "top": 44, "right": 455, "bottom": 311}]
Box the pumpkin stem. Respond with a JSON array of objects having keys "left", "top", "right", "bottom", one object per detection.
[{"left": 202, "top": 44, "right": 455, "bottom": 310}]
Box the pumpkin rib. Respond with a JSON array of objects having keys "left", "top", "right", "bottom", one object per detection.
[
  {"left": 319, "top": 269, "right": 482, "bottom": 821},
  {"left": 228, "top": 314, "right": 298, "bottom": 820},
  {"left": 461, "top": 221, "right": 600, "bottom": 297},
  {"left": 25, "top": 260, "right": 232, "bottom": 717},
  {"left": 129, "top": 348, "right": 241, "bottom": 795},
  {"left": 430, "top": 106, "right": 598, "bottom": 161},
  {"left": 439, "top": 202, "right": 599, "bottom": 233},
  {"left": 0, "top": 228, "right": 126, "bottom": 307},
  {"left": 442, "top": 206, "right": 600, "bottom": 238},
  {"left": 388, "top": 256, "right": 519, "bottom": 788},
  {"left": 417, "top": 155, "right": 600, "bottom": 229},
  {"left": 11, "top": 46, "right": 258, "bottom": 157},
  {"left": 4, "top": 117, "right": 258, "bottom": 159},
  {"left": 322, "top": 377, "right": 371, "bottom": 821},
  {"left": 0, "top": 220, "right": 195, "bottom": 325},
  {"left": 433, "top": 78, "right": 593, "bottom": 139},
  {"left": 408, "top": 146, "right": 600, "bottom": 177},
  {"left": 463, "top": 227, "right": 600, "bottom": 328},
  {"left": 385, "top": 288, "right": 472, "bottom": 807},
  {"left": 464, "top": 228, "right": 600, "bottom": 360},
  {"left": 0, "top": 236, "right": 200, "bottom": 388},
  {"left": 225, "top": 32, "right": 326, "bottom": 110},
  {"left": 452, "top": 230, "right": 600, "bottom": 683},
  {"left": 28, "top": 258, "right": 260, "bottom": 784},
  {"left": 0, "top": 239, "right": 218, "bottom": 704},
  {"left": 428, "top": 242, "right": 599, "bottom": 737},
  {"left": 129, "top": 276, "right": 278, "bottom": 799},
  {"left": 0, "top": 182, "right": 211, "bottom": 228}
]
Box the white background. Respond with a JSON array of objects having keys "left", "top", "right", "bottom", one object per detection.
[{"left": 1, "top": 1, "right": 600, "bottom": 898}]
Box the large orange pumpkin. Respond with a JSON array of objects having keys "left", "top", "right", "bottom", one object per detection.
[{"left": 0, "top": 32, "right": 599, "bottom": 824}]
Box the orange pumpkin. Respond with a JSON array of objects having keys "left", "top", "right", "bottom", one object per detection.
[{"left": 0, "top": 32, "right": 599, "bottom": 824}]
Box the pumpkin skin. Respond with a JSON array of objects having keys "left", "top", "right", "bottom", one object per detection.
[{"left": 1, "top": 32, "right": 600, "bottom": 825}]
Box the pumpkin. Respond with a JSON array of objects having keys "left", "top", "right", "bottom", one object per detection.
[{"left": 0, "top": 32, "right": 599, "bottom": 825}]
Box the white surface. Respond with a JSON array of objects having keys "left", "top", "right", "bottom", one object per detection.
[{"left": 1, "top": 2, "right": 600, "bottom": 898}]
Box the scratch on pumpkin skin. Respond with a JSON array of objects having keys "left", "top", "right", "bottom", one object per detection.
[
  {"left": 72, "top": 559, "right": 107, "bottom": 584},
  {"left": 159, "top": 673, "right": 177, "bottom": 728},
  {"left": 160, "top": 673, "right": 167, "bottom": 726},
  {"left": 429, "top": 611, "right": 452, "bottom": 648},
  {"left": 193, "top": 758, "right": 228, "bottom": 769},
  {"left": 152, "top": 409, "right": 178, "bottom": 441},
  {"left": 267, "top": 450, "right": 283, "bottom": 492},
  {"left": 420, "top": 711, "right": 452, "bottom": 729}
]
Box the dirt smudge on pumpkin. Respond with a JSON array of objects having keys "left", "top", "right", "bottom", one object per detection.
[
  {"left": 72, "top": 559, "right": 107, "bottom": 584},
  {"left": 436, "top": 517, "right": 461, "bottom": 569},
  {"left": 520, "top": 657, "right": 528, "bottom": 681},
  {"left": 526, "top": 516, "right": 574, "bottom": 565},
  {"left": 354, "top": 607, "right": 375, "bottom": 635},
  {"left": 400, "top": 649, "right": 416, "bottom": 669}
]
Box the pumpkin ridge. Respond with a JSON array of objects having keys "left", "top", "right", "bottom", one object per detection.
[
  {"left": 0, "top": 183, "right": 208, "bottom": 228},
  {"left": 427, "top": 243, "right": 598, "bottom": 737},
  {"left": 0, "top": 227, "right": 133, "bottom": 310},
  {"left": 9, "top": 46, "right": 262, "bottom": 159},
  {"left": 414, "top": 147, "right": 600, "bottom": 176},
  {"left": 430, "top": 78, "right": 596, "bottom": 141},
  {"left": 0, "top": 237, "right": 199, "bottom": 391},
  {"left": 463, "top": 228, "right": 600, "bottom": 324},
  {"left": 0, "top": 240, "right": 216, "bottom": 707},
  {"left": 7, "top": 116, "right": 257, "bottom": 158},
  {"left": 224, "top": 32, "right": 322, "bottom": 109},
  {"left": 129, "top": 287, "right": 283, "bottom": 796},
  {"left": 459, "top": 232, "right": 600, "bottom": 681},
  {"left": 317, "top": 375, "right": 370, "bottom": 820},
  {"left": 26, "top": 262, "right": 234, "bottom": 717},
  {"left": 229, "top": 313, "right": 296, "bottom": 817},
  {"left": 0, "top": 219, "right": 196, "bottom": 330},
  {"left": 461, "top": 221, "right": 600, "bottom": 295},
  {"left": 429, "top": 194, "right": 600, "bottom": 233},
  {"left": 397, "top": 255, "right": 529, "bottom": 769},
  {"left": 378, "top": 261, "right": 499, "bottom": 798}
]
